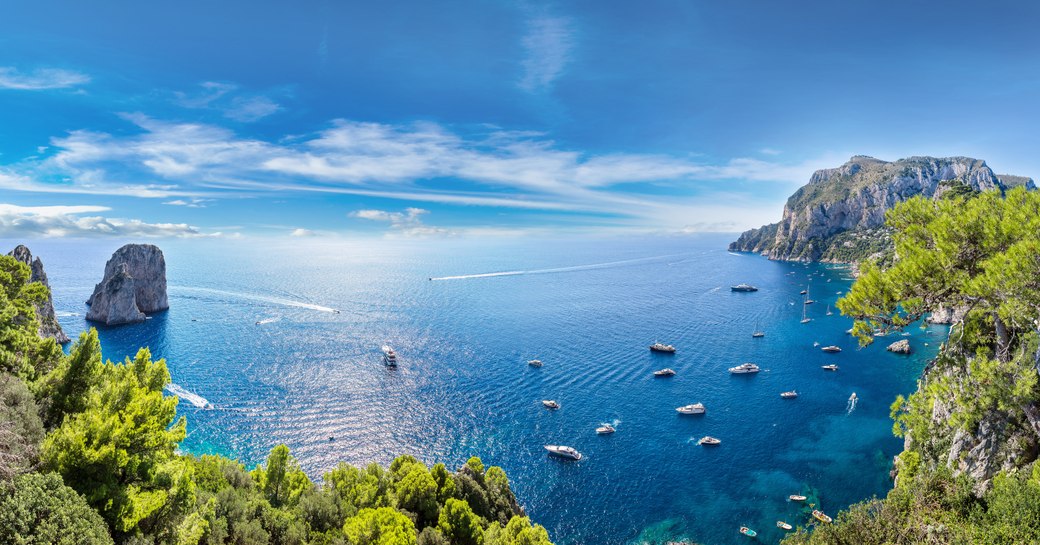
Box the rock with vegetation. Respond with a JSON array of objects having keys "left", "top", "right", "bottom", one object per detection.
[
  {"left": 7, "top": 245, "right": 69, "bottom": 343},
  {"left": 731, "top": 155, "right": 1034, "bottom": 263},
  {"left": 86, "top": 244, "right": 168, "bottom": 324},
  {"left": 886, "top": 339, "right": 911, "bottom": 354}
]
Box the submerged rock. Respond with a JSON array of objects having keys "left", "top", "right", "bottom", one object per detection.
[
  {"left": 887, "top": 339, "right": 912, "bottom": 354},
  {"left": 7, "top": 245, "right": 70, "bottom": 343},
  {"left": 86, "top": 244, "right": 168, "bottom": 325}
]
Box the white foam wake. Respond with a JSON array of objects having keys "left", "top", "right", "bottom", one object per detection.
[
  {"left": 173, "top": 286, "right": 338, "bottom": 313},
  {"left": 165, "top": 383, "right": 211, "bottom": 409},
  {"left": 429, "top": 253, "right": 687, "bottom": 281}
]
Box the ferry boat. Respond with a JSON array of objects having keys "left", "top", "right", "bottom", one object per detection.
[
  {"left": 821, "top": 345, "right": 842, "bottom": 353},
  {"left": 542, "top": 400, "right": 560, "bottom": 409},
  {"left": 676, "top": 403, "right": 706, "bottom": 415},
  {"left": 382, "top": 345, "right": 398, "bottom": 366},
  {"left": 596, "top": 424, "right": 616, "bottom": 434},
  {"left": 654, "top": 368, "right": 676, "bottom": 377},
  {"left": 780, "top": 390, "right": 798, "bottom": 399},
  {"left": 650, "top": 342, "right": 677, "bottom": 353},
  {"left": 544, "top": 445, "right": 582, "bottom": 460},
  {"left": 777, "top": 521, "right": 793, "bottom": 531},
  {"left": 698, "top": 436, "right": 721, "bottom": 445},
  {"left": 728, "top": 362, "right": 760, "bottom": 374},
  {"left": 739, "top": 527, "right": 757, "bottom": 537},
  {"left": 731, "top": 283, "right": 759, "bottom": 292},
  {"left": 821, "top": 364, "right": 839, "bottom": 371},
  {"left": 528, "top": 359, "right": 543, "bottom": 367},
  {"left": 812, "top": 510, "right": 833, "bottom": 524}
]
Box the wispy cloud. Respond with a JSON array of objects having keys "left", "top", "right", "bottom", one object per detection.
[
  {"left": 163, "top": 198, "right": 212, "bottom": 208},
  {"left": 0, "top": 203, "right": 220, "bottom": 238},
  {"left": 519, "top": 16, "right": 574, "bottom": 93},
  {"left": 0, "top": 67, "right": 90, "bottom": 90},
  {"left": 174, "top": 82, "right": 282, "bottom": 122},
  {"left": 759, "top": 148, "right": 782, "bottom": 156},
  {"left": 351, "top": 207, "right": 453, "bottom": 237}
]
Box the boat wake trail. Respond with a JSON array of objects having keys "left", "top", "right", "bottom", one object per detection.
[
  {"left": 166, "top": 383, "right": 211, "bottom": 409},
  {"left": 846, "top": 393, "right": 858, "bottom": 415},
  {"left": 172, "top": 286, "right": 338, "bottom": 313},
  {"left": 256, "top": 316, "right": 281, "bottom": 325},
  {"left": 429, "top": 253, "right": 688, "bottom": 281}
]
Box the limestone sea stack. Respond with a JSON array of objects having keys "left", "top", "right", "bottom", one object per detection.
[
  {"left": 86, "top": 244, "right": 169, "bottom": 325},
  {"left": 7, "top": 245, "right": 70, "bottom": 343},
  {"left": 887, "top": 339, "right": 912, "bottom": 354}
]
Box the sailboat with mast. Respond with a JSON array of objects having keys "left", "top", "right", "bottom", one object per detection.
[
  {"left": 752, "top": 321, "right": 764, "bottom": 338},
  {"left": 800, "top": 298, "right": 811, "bottom": 323}
]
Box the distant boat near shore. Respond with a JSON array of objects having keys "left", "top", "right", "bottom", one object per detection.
[
  {"left": 650, "top": 342, "right": 676, "bottom": 353},
  {"left": 731, "top": 283, "right": 758, "bottom": 292}
]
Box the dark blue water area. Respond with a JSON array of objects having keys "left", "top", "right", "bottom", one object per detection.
[{"left": 13, "top": 233, "right": 947, "bottom": 545}]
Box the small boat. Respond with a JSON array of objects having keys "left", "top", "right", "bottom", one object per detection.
[
  {"left": 799, "top": 289, "right": 807, "bottom": 295},
  {"left": 800, "top": 302, "right": 811, "bottom": 324},
  {"left": 542, "top": 400, "right": 560, "bottom": 409},
  {"left": 544, "top": 445, "right": 582, "bottom": 460},
  {"left": 739, "top": 527, "right": 757, "bottom": 537},
  {"left": 382, "top": 345, "right": 398, "bottom": 366},
  {"left": 698, "top": 436, "right": 721, "bottom": 445},
  {"left": 812, "top": 510, "right": 833, "bottom": 524},
  {"left": 777, "top": 521, "right": 793, "bottom": 531},
  {"left": 826, "top": 305, "right": 834, "bottom": 316},
  {"left": 780, "top": 390, "right": 798, "bottom": 399},
  {"left": 804, "top": 299, "right": 816, "bottom": 305},
  {"left": 821, "top": 345, "right": 841, "bottom": 353},
  {"left": 650, "top": 342, "right": 677, "bottom": 353},
  {"left": 731, "top": 283, "right": 759, "bottom": 292},
  {"left": 752, "top": 321, "right": 765, "bottom": 338},
  {"left": 596, "top": 424, "right": 616, "bottom": 434},
  {"left": 789, "top": 494, "right": 807, "bottom": 502},
  {"left": 654, "top": 368, "right": 676, "bottom": 377},
  {"left": 850, "top": 392, "right": 857, "bottom": 401},
  {"left": 528, "top": 359, "right": 543, "bottom": 367},
  {"left": 728, "top": 362, "right": 760, "bottom": 374},
  {"left": 821, "top": 364, "right": 839, "bottom": 371},
  {"left": 676, "top": 403, "right": 706, "bottom": 415}
]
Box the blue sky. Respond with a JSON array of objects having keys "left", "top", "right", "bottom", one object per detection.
[{"left": 1, "top": 0, "right": 1038, "bottom": 239}]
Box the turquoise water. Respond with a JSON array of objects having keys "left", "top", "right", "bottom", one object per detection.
[{"left": 26, "top": 234, "right": 943, "bottom": 545}]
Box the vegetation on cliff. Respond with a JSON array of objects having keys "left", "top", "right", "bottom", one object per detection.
[
  {"left": 0, "top": 253, "right": 552, "bottom": 545},
  {"left": 784, "top": 186, "right": 1040, "bottom": 543}
]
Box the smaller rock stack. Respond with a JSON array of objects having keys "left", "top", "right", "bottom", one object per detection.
[
  {"left": 86, "top": 244, "right": 169, "bottom": 325},
  {"left": 7, "top": 245, "right": 70, "bottom": 343}
]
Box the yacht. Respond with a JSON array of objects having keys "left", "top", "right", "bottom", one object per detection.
[
  {"left": 698, "top": 436, "right": 721, "bottom": 445},
  {"left": 728, "top": 362, "right": 760, "bottom": 374},
  {"left": 542, "top": 400, "right": 560, "bottom": 409},
  {"left": 528, "top": 359, "right": 543, "bottom": 367},
  {"left": 752, "top": 321, "right": 765, "bottom": 338},
  {"left": 650, "top": 342, "right": 677, "bottom": 353},
  {"left": 789, "top": 494, "right": 807, "bottom": 502},
  {"left": 780, "top": 390, "right": 798, "bottom": 399},
  {"left": 731, "top": 283, "right": 759, "bottom": 292},
  {"left": 812, "top": 510, "right": 833, "bottom": 524},
  {"left": 382, "top": 345, "right": 398, "bottom": 366},
  {"left": 544, "top": 445, "right": 582, "bottom": 460},
  {"left": 654, "top": 368, "right": 676, "bottom": 377},
  {"left": 800, "top": 302, "right": 811, "bottom": 323},
  {"left": 596, "top": 424, "right": 616, "bottom": 434},
  {"left": 739, "top": 527, "right": 757, "bottom": 537},
  {"left": 821, "top": 364, "right": 839, "bottom": 371},
  {"left": 777, "top": 521, "right": 793, "bottom": 531},
  {"left": 676, "top": 403, "right": 706, "bottom": 415},
  {"left": 821, "top": 345, "right": 842, "bottom": 353}
]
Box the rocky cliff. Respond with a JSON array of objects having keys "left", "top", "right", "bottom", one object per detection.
[
  {"left": 85, "top": 244, "right": 168, "bottom": 325},
  {"left": 7, "top": 245, "right": 69, "bottom": 343},
  {"left": 730, "top": 156, "right": 1036, "bottom": 263}
]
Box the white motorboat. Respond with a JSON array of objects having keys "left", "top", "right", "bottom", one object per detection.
[
  {"left": 654, "top": 368, "right": 676, "bottom": 377},
  {"left": 676, "top": 403, "right": 706, "bottom": 415},
  {"left": 528, "top": 359, "right": 543, "bottom": 367},
  {"left": 821, "top": 364, "right": 839, "bottom": 371},
  {"left": 821, "top": 345, "right": 842, "bottom": 353},
  {"left": 650, "top": 342, "right": 677, "bottom": 353},
  {"left": 780, "top": 391, "right": 798, "bottom": 399},
  {"left": 728, "top": 362, "right": 760, "bottom": 374},
  {"left": 596, "top": 424, "right": 616, "bottom": 434},
  {"left": 698, "top": 436, "right": 721, "bottom": 445},
  {"left": 542, "top": 400, "right": 560, "bottom": 409},
  {"left": 382, "top": 345, "right": 398, "bottom": 366},
  {"left": 544, "top": 445, "right": 582, "bottom": 460}
]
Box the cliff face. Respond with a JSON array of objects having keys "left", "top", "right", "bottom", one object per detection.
[
  {"left": 8, "top": 245, "right": 69, "bottom": 343},
  {"left": 85, "top": 244, "right": 168, "bottom": 325},
  {"left": 731, "top": 156, "right": 1036, "bottom": 263}
]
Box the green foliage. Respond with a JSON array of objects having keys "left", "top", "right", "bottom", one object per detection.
[
  {"left": 252, "top": 444, "right": 312, "bottom": 508},
  {"left": 0, "top": 471, "right": 114, "bottom": 545},
  {"left": 483, "top": 517, "right": 553, "bottom": 545},
  {"left": 0, "top": 373, "right": 44, "bottom": 480},
  {"left": 0, "top": 254, "right": 62, "bottom": 380},
  {"left": 437, "top": 498, "right": 482, "bottom": 545},
  {"left": 42, "top": 347, "right": 188, "bottom": 536},
  {"left": 37, "top": 329, "right": 105, "bottom": 428},
  {"left": 343, "top": 507, "right": 416, "bottom": 545}
]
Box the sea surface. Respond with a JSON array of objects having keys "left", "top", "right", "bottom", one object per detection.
[{"left": 21, "top": 234, "right": 944, "bottom": 545}]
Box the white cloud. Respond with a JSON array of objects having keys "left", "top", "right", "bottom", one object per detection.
[
  {"left": 759, "top": 148, "right": 782, "bottom": 156},
  {"left": 0, "top": 67, "right": 90, "bottom": 90},
  {"left": 351, "top": 207, "right": 454, "bottom": 237},
  {"left": 174, "top": 82, "right": 282, "bottom": 122},
  {"left": 0, "top": 203, "right": 220, "bottom": 238},
  {"left": 290, "top": 228, "right": 316, "bottom": 237},
  {"left": 519, "top": 16, "right": 574, "bottom": 93},
  {"left": 226, "top": 96, "right": 282, "bottom": 122},
  {"left": 163, "top": 198, "right": 212, "bottom": 208}
]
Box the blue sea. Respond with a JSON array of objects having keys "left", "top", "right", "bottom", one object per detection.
[{"left": 21, "top": 234, "right": 943, "bottom": 545}]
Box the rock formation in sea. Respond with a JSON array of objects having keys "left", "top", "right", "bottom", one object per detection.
[
  {"left": 730, "top": 156, "right": 1035, "bottom": 263},
  {"left": 7, "top": 245, "right": 70, "bottom": 343},
  {"left": 85, "top": 244, "right": 168, "bottom": 325},
  {"left": 886, "top": 339, "right": 911, "bottom": 354}
]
